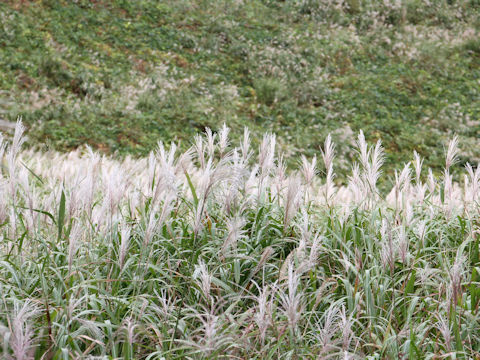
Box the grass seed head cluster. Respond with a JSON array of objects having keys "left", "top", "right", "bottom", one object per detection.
[{"left": 0, "top": 120, "right": 479, "bottom": 359}]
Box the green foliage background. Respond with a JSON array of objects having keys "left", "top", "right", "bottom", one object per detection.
[{"left": 1, "top": 0, "right": 479, "bottom": 177}]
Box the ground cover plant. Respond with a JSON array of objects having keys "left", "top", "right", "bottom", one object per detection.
[
  {"left": 1, "top": 0, "right": 480, "bottom": 176},
  {"left": 0, "top": 120, "right": 479, "bottom": 359}
]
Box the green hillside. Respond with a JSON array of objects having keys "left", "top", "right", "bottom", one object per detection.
[{"left": 1, "top": 0, "right": 479, "bottom": 176}]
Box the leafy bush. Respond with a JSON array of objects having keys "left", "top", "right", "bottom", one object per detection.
[{"left": 254, "top": 77, "right": 286, "bottom": 106}]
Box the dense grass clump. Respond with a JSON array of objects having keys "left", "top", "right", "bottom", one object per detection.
[{"left": 0, "top": 121, "right": 479, "bottom": 359}]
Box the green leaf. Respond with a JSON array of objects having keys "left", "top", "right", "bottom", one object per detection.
[
  {"left": 184, "top": 170, "right": 198, "bottom": 207},
  {"left": 405, "top": 269, "right": 416, "bottom": 295},
  {"left": 452, "top": 310, "right": 464, "bottom": 357},
  {"left": 471, "top": 236, "right": 479, "bottom": 266},
  {"left": 409, "top": 327, "right": 423, "bottom": 359},
  {"left": 471, "top": 267, "right": 480, "bottom": 312},
  {"left": 21, "top": 161, "right": 44, "bottom": 184},
  {"left": 57, "top": 188, "right": 66, "bottom": 241},
  {"left": 18, "top": 206, "right": 56, "bottom": 224}
]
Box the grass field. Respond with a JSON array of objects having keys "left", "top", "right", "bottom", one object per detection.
[
  {"left": 0, "top": 0, "right": 480, "bottom": 178},
  {"left": 0, "top": 121, "right": 479, "bottom": 358},
  {"left": 1, "top": 1, "right": 480, "bottom": 358}
]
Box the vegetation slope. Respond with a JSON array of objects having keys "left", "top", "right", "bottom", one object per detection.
[{"left": 0, "top": 0, "right": 480, "bottom": 177}]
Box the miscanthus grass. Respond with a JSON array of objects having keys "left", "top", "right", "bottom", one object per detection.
[{"left": 0, "top": 120, "right": 479, "bottom": 359}]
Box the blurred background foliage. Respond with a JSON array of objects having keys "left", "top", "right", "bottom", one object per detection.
[{"left": 0, "top": 0, "right": 479, "bottom": 180}]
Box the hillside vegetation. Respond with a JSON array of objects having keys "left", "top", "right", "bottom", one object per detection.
[
  {"left": 0, "top": 121, "right": 479, "bottom": 358},
  {"left": 0, "top": 0, "right": 480, "bottom": 177}
]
